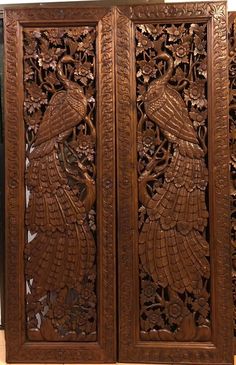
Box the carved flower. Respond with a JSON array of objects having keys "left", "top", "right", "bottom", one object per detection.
[
  {"left": 44, "top": 28, "right": 66, "bottom": 45},
  {"left": 137, "top": 59, "right": 157, "bottom": 83},
  {"left": 229, "top": 54, "right": 236, "bottom": 78},
  {"left": 137, "top": 84, "right": 147, "bottom": 102},
  {"left": 194, "top": 35, "right": 207, "bottom": 56},
  {"left": 139, "top": 24, "right": 164, "bottom": 40},
  {"left": 79, "top": 282, "right": 96, "bottom": 307},
  {"left": 189, "top": 107, "right": 207, "bottom": 129},
  {"left": 24, "top": 63, "right": 34, "bottom": 81},
  {"left": 24, "top": 84, "right": 48, "bottom": 113},
  {"left": 190, "top": 23, "right": 206, "bottom": 38},
  {"left": 141, "top": 308, "right": 164, "bottom": 331},
  {"left": 167, "top": 42, "right": 190, "bottom": 66},
  {"left": 76, "top": 307, "right": 89, "bottom": 326},
  {"left": 50, "top": 303, "right": 71, "bottom": 331},
  {"left": 166, "top": 24, "right": 185, "bottom": 42},
  {"left": 77, "top": 31, "right": 95, "bottom": 56},
  {"left": 184, "top": 80, "right": 207, "bottom": 108},
  {"left": 140, "top": 281, "right": 157, "bottom": 306},
  {"left": 74, "top": 61, "right": 94, "bottom": 85},
  {"left": 53, "top": 304, "right": 67, "bottom": 319},
  {"left": 25, "top": 110, "right": 43, "bottom": 129},
  {"left": 197, "top": 58, "right": 207, "bottom": 78},
  {"left": 38, "top": 46, "right": 62, "bottom": 70},
  {"left": 165, "top": 296, "right": 189, "bottom": 326},
  {"left": 67, "top": 27, "right": 89, "bottom": 40},
  {"left": 74, "top": 132, "right": 95, "bottom": 161},
  {"left": 72, "top": 305, "right": 96, "bottom": 335},
  {"left": 88, "top": 209, "right": 96, "bottom": 232},
  {"left": 137, "top": 129, "right": 156, "bottom": 155},
  {"left": 143, "top": 281, "right": 157, "bottom": 298},
  {"left": 136, "top": 30, "right": 153, "bottom": 55},
  {"left": 192, "top": 288, "right": 210, "bottom": 318},
  {"left": 24, "top": 32, "right": 38, "bottom": 59}
]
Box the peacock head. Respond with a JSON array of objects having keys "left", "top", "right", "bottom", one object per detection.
[
  {"left": 155, "top": 34, "right": 167, "bottom": 53},
  {"left": 57, "top": 55, "right": 84, "bottom": 93}
]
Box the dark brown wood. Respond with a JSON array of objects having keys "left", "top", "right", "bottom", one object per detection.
[
  {"left": 4, "top": 6, "right": 116, "bottom": 363},
  {"left": 117, "top": 2, "right": 232, "bottom": 364},
  {"left": 4, "top": 2, "right": 232, "bottom": 364},
  {"left": 24, "top": 27, "right": 97, "bottom": 342},
  {"left": 229, "top": 11, "right": 236, "bottom": 355},
  {"left": 137, "top": 21, "right": 209, "bottom": 339}
]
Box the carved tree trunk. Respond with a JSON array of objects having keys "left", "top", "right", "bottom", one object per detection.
[{"left": 4, "top": 2, "right": 232, "bottom": 364}]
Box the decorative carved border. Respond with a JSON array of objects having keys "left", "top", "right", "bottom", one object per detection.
[
  {"left": 4, "top": 6, "right": 116, "bottom": 363},
  {"left": 97, "top": 8, "right": 116, "bottom": 360},
  {"left": 116, "top": 8, "right": 135, "bottom": 360},
  {"left": 116, "top": 2, "right": 232, "bottom": 364},
  {"left": 120, "top": 1, "right": 221, "bottom": 19}
]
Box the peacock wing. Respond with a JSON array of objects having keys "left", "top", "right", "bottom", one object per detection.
[
  {"left": 67, "top": 88, "right": 87, "bottom": 117},
  {"left": 145, "top": 85, "right": 198, "bottom": 144},
  {"left": 35, "top": 90, "right": 85, "bottom": 146}
]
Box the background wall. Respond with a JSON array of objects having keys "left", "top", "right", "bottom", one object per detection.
[{"left": 0, "top": 0, "right": 234, "bottom": 364}]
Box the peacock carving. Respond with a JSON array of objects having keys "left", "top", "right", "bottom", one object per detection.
[
  {"left": 138, "top": 36, "right": 209, "bottom": 295},
  {"left": 25, "top": 54, "right": 96, "bottom": 300}
]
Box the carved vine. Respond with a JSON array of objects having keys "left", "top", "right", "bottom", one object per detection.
[
  {"left": 136, "top": 23, "right": 209, "bottom": 341},
  {"left": 23, "top": 26, "right": 97, "bottom": 341}
]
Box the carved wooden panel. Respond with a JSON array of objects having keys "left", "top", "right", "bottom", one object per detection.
[
  {"left": 5, "top": 6, "right": 116, "bottom": 363},
  {"left": 5, "top": 3, "right": 232, "bottom": 364},
  {"left": 229, "top": 12, "right": 236, "bottom": 354},
  {"left": 136, "top": 21, "right": 209, "bottom": 341},
  {"left": 117, "top": 2, "right": 232, "bottom": 364}
]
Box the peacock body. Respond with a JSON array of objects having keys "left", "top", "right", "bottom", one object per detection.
[{"left": 139, "top": 50, "right": 209, "bottom": 294}]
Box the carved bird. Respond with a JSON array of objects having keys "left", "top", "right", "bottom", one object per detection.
[
  {"left": 139, "top": 39, "right": 209, "bottom": 294},
  {"left": 25, "top": 55, "right": 95, "bottom": 296}
]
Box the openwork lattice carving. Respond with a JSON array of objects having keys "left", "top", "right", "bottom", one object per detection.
[
  {"left": 24, "top": 26, "right": 97, "bottom": 341},
  {"left": 136, "top": 23, "right": 209, "bottom": 341},
  {"left": 229, "top": 15, "right": 236, "bottom": 339}
]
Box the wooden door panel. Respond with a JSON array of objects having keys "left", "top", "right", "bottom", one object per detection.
[
  {"left": 5, "top": 6, "right": 116, "bottom": 363},
  {"left": 117, "top": 2, "right": 232, "bottom": 364}
]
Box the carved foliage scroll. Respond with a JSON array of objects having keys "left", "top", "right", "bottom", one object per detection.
[
  {"left": 136, "top": 22, "right": 209, "bottom": 342},
  {"left": 23, "top": 26, "right": 97, "bottom": 341}
]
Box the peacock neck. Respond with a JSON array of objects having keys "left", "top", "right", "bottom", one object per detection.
[
  {"left": 153, "top": 51, "right": 174, "bottom": 87},
  {"left": 57, "top": 58, "right": 73, "bottom": 90}
]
